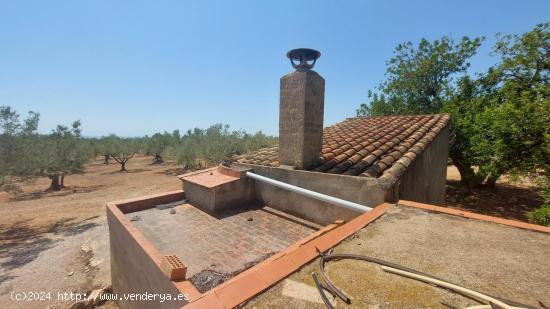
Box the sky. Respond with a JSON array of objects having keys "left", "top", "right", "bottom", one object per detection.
[{"left": 1, "top": 1, "right": 549, "bottom": 137}]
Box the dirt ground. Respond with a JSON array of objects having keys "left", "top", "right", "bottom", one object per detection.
[
  {"left": 445, "top": 165, "right": 545, "bottom": 222},
  {"left": 0, "top": 159, "right": 545, "bottom": 308},
  {"left": 0, "top": 155, "right": 184, "bottom": 309}
]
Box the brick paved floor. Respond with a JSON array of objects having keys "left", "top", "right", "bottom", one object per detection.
[{"left": 127, "top": 203, "right": 318, "bottom": 279}]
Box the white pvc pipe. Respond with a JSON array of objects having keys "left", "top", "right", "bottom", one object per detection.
[
  {"left": 246, "top": 171, "right": 373, "bottom": 213},
  {"left": 381, "top": 266, "right": 518, "bottom": 309}
]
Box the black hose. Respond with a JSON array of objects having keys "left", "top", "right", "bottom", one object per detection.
[
  {"left": 311, "top": 272, "right": 334, "bottom": 309},
  {"left": 315, "top": 250, "right": 538, "bottom": 309}
]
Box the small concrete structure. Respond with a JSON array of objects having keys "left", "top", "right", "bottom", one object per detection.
[{"left": 179, "top": 166, "right": 254, "bottom": 213}]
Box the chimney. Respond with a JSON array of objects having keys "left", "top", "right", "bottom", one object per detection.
[{"left": 279, "top": 48, "right": 325, "bottom": 169}]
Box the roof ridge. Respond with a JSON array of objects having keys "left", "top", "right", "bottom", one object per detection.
[{"left": 347, "top": 113, "right": 450, "bottom": 120}]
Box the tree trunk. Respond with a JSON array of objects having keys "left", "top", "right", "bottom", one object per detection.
[
  {"left": 154, "top": 154, "right": 163, "bottom": 164},
  {"left": 484, "top": 174, "right": 498, "bottom": 188},
  {"left": 120, "top": 161, "right": 126, "bottom": 172},
  {"left": 449, "top": 151, "right": 481, "bottom": 188},
  {"left": 48, "top": 174, "right": 62, "bottom": 191},
  {"left": 484, "top": 178, "right": 497, "bottom": 188},
  {"left": 60, "top": 174, "right": 65, "bottom": 187},
  {"left": 104, "top": 155, "right": 110, "bottom": 164}
]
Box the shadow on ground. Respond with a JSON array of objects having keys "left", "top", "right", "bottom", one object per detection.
[
  {"left": 0, "top": 274, "right": 16, "bottom": 286},
  {"left": 10, "top": 185, "right": 107, "bottom": 202},
  {"left": 101, "top": 168, "right": 151, "bottom": 175},
  {"left": 0, "top": 216, "right": 99, "bottom": 272},
  {"left": 156, "top": 167, "right": 188, "bottom": 176},
  {"left": 445, "top": 180, "right": 544, "bottom": 222}
]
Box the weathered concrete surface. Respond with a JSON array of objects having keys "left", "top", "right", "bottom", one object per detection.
[
  {"left": 107, "top": 207, "right": 187, "bottom": 309},
  {"left": 245, "top": 205, "right": 550, "bottom": 308},
  {"left": 398, "top": 125, "right": 449, "bottom": 205},
  {"left": 181, "top": 180, "right": 215, "bottom": 212},
  {"left": 235, "top": 163, "right": 386, "bottom": 225},
  {"left": 181, "top": 168, "right": 255, "bottom": 213},
  {"left": 0, "top": 216, "right": 111, "bottom": 309},
  {"left": 127, "top": 204, "right": 317, "bottom": 280},
  {"left": 279, "top": 70, "right": 325, "bottom": 169}
]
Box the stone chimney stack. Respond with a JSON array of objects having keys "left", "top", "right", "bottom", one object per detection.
[{"left": 279, "top": 48, "right": 325, "bottom": 169}]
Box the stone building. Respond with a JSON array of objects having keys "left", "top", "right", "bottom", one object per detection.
[
  {"left": 231, "top": 48, "right": 450, "bottom": 224},
  {"left": 105, "top": 49, "right": 550, "bottom": 309}
]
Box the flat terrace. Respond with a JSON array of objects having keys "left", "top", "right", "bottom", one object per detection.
[
  {"left": 108, "top": 191, "right": 550, "bottom": 309},
  {"left": 244, "top": 203, "right": 550, "bottom": 308},
  {"left": 127, "top": 203, "right": 318, "bottom": 283}
]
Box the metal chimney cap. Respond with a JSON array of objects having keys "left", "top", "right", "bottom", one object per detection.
[{"left": 287, "top": 48, "right": 321, "bottom": 71}]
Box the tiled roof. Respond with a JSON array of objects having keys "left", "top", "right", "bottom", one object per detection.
[{"left": 234, "top": 114, "right": 450, "bottom": 178}]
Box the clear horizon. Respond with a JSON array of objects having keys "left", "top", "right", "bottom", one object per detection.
[{"left": 1, "top": 0, "right": 549, "bottom": 137}]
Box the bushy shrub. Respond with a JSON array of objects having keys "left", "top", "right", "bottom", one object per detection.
[
  {"left": 528, "top": 206, "right": 550, "bottom": 226},
  {"left": 528, "top": 177, "right": 550, "bottom": 226}
]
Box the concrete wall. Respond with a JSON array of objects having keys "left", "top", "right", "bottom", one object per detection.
[
  {"left": 212, "top": 177, "right": 256, "bottom": 211},
  {"left": 107, "top": 206, "right": 188, "bottom": 309},
  {"left": 235, "top": 163, "right": 388, "bottom": 225},
  {"left": 183, "top": 181, "right": 216, "bottom": 213},
  {"left": 398, "top": 125, "right": 449, "bottom": 205}
]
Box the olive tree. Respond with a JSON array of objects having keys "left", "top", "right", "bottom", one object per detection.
[
  {"left": 171, "top": 124, "right": 277, "bottom": 170},
  {"left": 0, "top": 106, "right": 40, "bottom": 191},
  {"left": 110, "top": 137, "right": 140, "bottom": 171},
  {"left": 38, "top": 120, "right": 91, "bottom": 191},
  {"left": 96, "top": 134, "right": 118, "bottom": 164},
  {"left": 145, "top": 132, "right": 171, "bottom": 164}
]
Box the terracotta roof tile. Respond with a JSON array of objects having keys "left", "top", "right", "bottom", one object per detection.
[{"left": 234, "top": 114, "right": 449, "bottom": 178}]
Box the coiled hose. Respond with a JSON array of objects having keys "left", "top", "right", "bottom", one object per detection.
[{"left": 312, "top": 250, "right": 538, "bottom": 309}]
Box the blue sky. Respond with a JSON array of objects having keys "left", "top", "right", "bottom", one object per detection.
[{"left": 1, "top": 1, "right": 549, "bottom": 137}]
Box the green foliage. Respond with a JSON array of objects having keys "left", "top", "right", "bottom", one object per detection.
[
  {"left": 529, "top": 177, "right": 550, "bottom": 226},
  {"left": 39, "top": 121, "right": 91, "bottom": 175},
  {"left": 0, "top": 106, "right": 40, "bottom": 190},
  {"left": 93, "top": 134, "right": 118, "bottom": 164},
  {"left": 1, "top": 106, "right": 276, "bottom": 188},
  {"left": 445, "top": 23, "right": 549, "bottom": 187},
  {"left": 171, "top": 124, "right": 276, "bottom": 169},
  {"left": 39, "top": 121, "right": 92, "bottom": 190},
  {"left": 108, "top": 137, "right": 141, "bottom": 171},
  {"left": 144, "top": 132, "right": 173, "bottom": 163},
  {"left": 0, "top": 106, "right": 91, "bottom": 191},
  {"left": 356, "top": 24, "right": 549, "bottom": 192},
  {"left": 357, "top": 36, "right": 483, "bottom": 116},
  {"left": 528, "top": 205, "right": 550, "bottom": 226}
]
